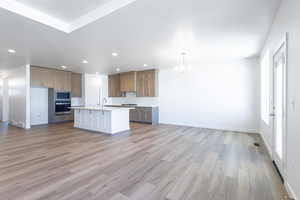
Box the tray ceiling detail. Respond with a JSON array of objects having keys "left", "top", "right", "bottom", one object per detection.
[{"left": 0, "top": 0, "right": 138, "bottom": 33}]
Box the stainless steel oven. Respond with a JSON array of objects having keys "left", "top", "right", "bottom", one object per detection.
[{"left": 55, "top": 92, "right": 71, "bottom": 115}]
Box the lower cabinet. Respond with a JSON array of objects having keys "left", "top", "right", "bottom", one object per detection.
[
  {"left": 129, "top": 107, "right": 159, "bottom": 125},
  {"left": 74, "top": 110, "right": 81, "bottom": 127},
  {"left": 74, "top": 109, "right": 110, "bottom": 133},
  {"left": 129, "top": 109, "right": 138, "bottom": 122}
]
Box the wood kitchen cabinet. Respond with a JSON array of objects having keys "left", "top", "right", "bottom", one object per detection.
[
  {"left": 64, "top": 72, "right": 72, "bottom": 92},
  {"left": 129, "top": 107, "right": 159, "bottom": 124},
  {"left": 53, "top": 71, "right": 63, "bottom": 91},
  {"left": 71, "top": 73, "right": 82, "bottom": 97},
  {"left": 136, "top": 71, "right": 144, "bottom": 96},
  {"left": 138, "top": 107, "right": 153, "bottom": 123},
  {"left": 136, "top": 69, "right": 157, "bottom": 97},
  {"left": 108, "top": 74, "right": 123, "bottom": 97},
  {"left": 31, "top": 66, "right": 74, "bottom": 92},
  {"left": 108, "top": 69, "right": 158, "bottom": 97},
  {"left": 30, "top": 67, "right": 42, "bottom": 87},
  {"left": 31, "top": 66, "right": 55, "bottom": 88},
  {"left": 144, "top": 109, "right": 153, "bottom": 122},
  {"left": 54, "top": 70, "right": 71, "bottom": 92},
  {"left": 120, "top": 71, "right": 136, "bottom": 92},
  {"left": 129, "top": 109, "right": 138, "bottom": 121}
]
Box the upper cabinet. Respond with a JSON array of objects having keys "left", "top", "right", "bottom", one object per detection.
[
  {"left": 30, "top": 66, "right": 78, "bottom": 93},
  {"left": 54, "top": 70, "right": 71, "bottom": 92},
  {"left": 31, "top": 66, "right": 55, "bottom": 88},
  {"left": 108, "top": 74, "right": 123, "bottom": 97},
  {"left": 120, "top": 71, "right": 136, "bottom": 92},
  {"left": 109, "top": 69, "right": 158, "bottom": 97},
  {"left": 71, "top": 73, "right": 82, "bottom": 97},
  {"left": 136, "top": 69, "right": 157, "bottom": 97}
]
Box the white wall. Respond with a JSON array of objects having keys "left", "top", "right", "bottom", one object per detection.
[
  {"left": 0, "top": 79, "right": 2, "bottom": 121},
  {"left": 30, "top": 88, "right": 48, "bottom": 125},
  {"left": 260, "top": 0, "right": 300, "bottom": 199},
  {"left": 112, "top": 58, "right": 260, "bottom": 133},
  {"left": 2, "top": 79, "right": 9, "bottom": 122},
  {"left": 159, "top": 59, "right": 260, "bottom": 133},
  {"left": 6, "top": 65, "right": 30, "bottom": 129}
]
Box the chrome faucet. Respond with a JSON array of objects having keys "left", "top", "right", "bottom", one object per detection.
[{"left": 102, "top": 97, "right": 108, "bottom": 114}]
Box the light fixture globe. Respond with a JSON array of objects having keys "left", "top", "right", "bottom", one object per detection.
[{"left": 174, "top": 52, "right": 190, "bottom": 73}]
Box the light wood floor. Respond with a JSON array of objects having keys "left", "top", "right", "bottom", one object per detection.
[{"left": 0, "top": 122, "right": 287, "bottom": 200}]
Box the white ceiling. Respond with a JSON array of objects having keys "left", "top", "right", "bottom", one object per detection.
[
  {"left": 0, "top": 0, "right": 139, "bottom": 32},
  {"left": 15, "top": 0, "right": 112, "bottom": 23},
  {"left": 0, "top": 0, "right": 281, "bottom": 75}
]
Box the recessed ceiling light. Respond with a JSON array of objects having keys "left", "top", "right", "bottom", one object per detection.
[
  {"left": 82, "top": 60, "right": 88, "bottom": 64},
  {"left": 143, "top": 64, "right": 148, "bottom": 67},
  {"left": 8, "top": 49, "right": 16, "bottom": 54},
  {"left": 96, "top": 72, "right": 99, "bottom": 74},
  {"left": 112, "top": 52, "right": 118, "bottom": 57},
  {"left": 116, "top": 68, "right": 120, "bottom": 72},
  {"left": 61, "top": 65, "right": 67, "bottom": 69}
]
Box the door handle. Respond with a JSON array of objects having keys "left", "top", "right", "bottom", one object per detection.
[{"left": 269, "top": 113, "right": 275, "bottom": 117}]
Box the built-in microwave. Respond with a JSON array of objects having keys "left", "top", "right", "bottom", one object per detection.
[{"left": 56, "top": 92, "right": 70, "bottom": 101}]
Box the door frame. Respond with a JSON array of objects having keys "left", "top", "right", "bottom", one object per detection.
[{"left": 271, "top": 32, "right": 288, "bottom": 180}]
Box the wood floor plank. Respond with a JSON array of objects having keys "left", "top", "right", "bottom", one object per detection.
[
  {"left": 0, "top": 122, "right": 287, "bottom": 200},
  {"left": 110, "top": 193, "right": 130, "bottom": 200}
]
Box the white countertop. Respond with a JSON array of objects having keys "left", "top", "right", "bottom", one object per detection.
[
  {"left": 105, "top": 104, "right": 159, "bottom": 108},
  {"left": 70, "top": 106, "right": 133, "bottom": 111},
  {"left": 136, "top": 105, "right": 159, "bottom": 108}
]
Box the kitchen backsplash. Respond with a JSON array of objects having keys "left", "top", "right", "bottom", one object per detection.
[
  {"left": 110, "top": 92, "right": 159, "bottom": 106},
  {"left": 71, "top": 97, "right": 83, "bottom": 106}
]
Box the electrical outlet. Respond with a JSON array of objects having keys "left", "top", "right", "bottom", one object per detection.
[
  {"left": 290, "top": 99, "right": 295, "bottom": 110},
  {"left": 290, "top": 160, "right": 296, "bottom": 170}
]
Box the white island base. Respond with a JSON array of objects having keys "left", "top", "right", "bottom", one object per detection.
[{"left": 72, "top": 107, "right": 131, "bottom": 134}]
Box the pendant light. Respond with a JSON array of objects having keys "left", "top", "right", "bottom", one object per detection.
[{"left": 174, "top": 52, "right": 190, "bottom": 73}]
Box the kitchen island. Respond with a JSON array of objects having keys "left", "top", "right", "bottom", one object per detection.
[{"left": 71, "top": 107, "right": 131, "bottom": 134}]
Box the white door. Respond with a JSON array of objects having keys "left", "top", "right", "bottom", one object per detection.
[{"left": 272, "top": 35, "right": 287, "bottom": 177}]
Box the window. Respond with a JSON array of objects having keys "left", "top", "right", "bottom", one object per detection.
[{"left": 261, "top": 50, "right": 270, "bottom": 124}]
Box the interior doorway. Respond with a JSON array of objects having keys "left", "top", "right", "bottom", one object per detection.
[{"left": 272, "top": 33, "right": 287, "bottom": 181}]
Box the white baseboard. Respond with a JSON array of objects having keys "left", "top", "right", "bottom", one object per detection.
[
  {"left": 159, "top": 121, "right": 259, "bottom": 134},
  {"left": 260, "top": 131, "right": 273, "bottom": 159},
  {"left": 9, "top": 120, "right": 26, "bottom": 129},
  {"left": 259, "top": 131, "right": 298, "bottom": 200},
  {"left": 285, "top": 182, "right": 298, "bottom": 200}
]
